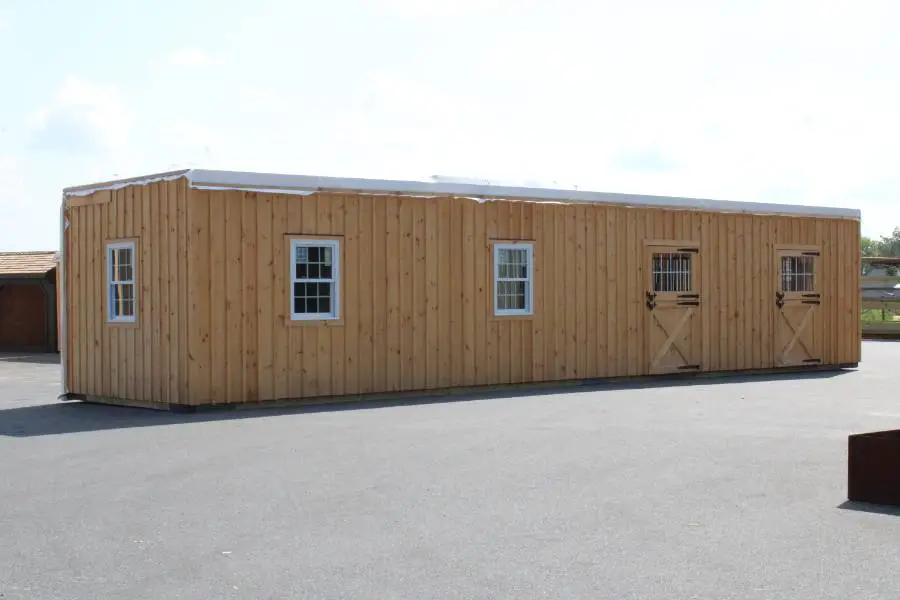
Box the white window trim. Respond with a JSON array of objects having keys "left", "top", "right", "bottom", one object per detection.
[
  {"left": 493, "top": 242, "right": 534, "bottom": 317},
  {"left": 290, "top": 238, "right": 341, "bottom": 321},
  {"left": 106, "top": 240, "right": 137, "bottom": 323}
]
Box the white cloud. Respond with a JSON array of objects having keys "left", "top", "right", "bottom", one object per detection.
[
  {"left": 374, "top": 0, "right": 505, "bottom": 17},
  {"left": 236, "top": 87, "right": 288, "bottom": 114},
  {"left": 36, "top": 0, "right": 887, "bottom": 240},
  {"left": 29, "top": 75, "right": 130, "bottom": 154},
  {"left": 158, "top": 121, "right": 222, "bottom": 167},
  {"left": 313, "top": 0, "right": 900, "bottom": 236},
  {"left": 0, "top": 155, "right": 25, "bottom": 205},
  {"left": 168, "top": 47, "right": 222, "bottom": 69},
  {"left": 322, "top": 71, "right": 511, "bottom": 180},
  {"left": 0, "top": 156, "right": 44, "bottom": 252}
]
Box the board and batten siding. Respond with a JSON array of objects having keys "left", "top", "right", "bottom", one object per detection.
[
  {"left": 64, "top": 180, "right": 190, "bottom": 402},
  {"left": 181, "top": 189, "right": 861, "bottom": 406}
]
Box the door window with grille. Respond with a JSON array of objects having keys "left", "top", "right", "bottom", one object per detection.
[
  {"left": 651, "top": 251, "right": 694, "bottom": 293},
  {"left": 780, "top": 255, "right": 815, "bottom": 292}
]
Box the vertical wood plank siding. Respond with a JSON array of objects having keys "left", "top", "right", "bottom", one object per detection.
[
  {"left": 182, "top": 190, "right": 860, "bottom": 405},
  {"left": 64, "top": 183, "right": 861, "bottom": 405},
  {"left": 64, "top": 180, "right": 190, "bottom": 401}
]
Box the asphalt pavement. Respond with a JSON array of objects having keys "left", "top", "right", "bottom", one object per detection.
[{"left": 2, "top": 344, "right": 900, "bottom": 600}]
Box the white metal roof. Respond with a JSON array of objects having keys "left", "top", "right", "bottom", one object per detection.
[{"left": 63, "top": 168, "right": 862, "bottom": 220}]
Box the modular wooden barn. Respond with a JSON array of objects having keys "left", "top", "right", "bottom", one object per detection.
[{"left": 59, "top": 169, "right": 861, "bottom": 409}]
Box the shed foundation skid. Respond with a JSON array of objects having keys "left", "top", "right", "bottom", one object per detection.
[{"left": 60, "top": 169, "right": 862, "bottom": 409}]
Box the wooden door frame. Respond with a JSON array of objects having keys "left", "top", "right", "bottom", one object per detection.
[
  {"left": 773, "top": 244, "right": 822, "bottom": 366},
  {"left": 643, "top": 240, "right": 703, "bottom": 374}
]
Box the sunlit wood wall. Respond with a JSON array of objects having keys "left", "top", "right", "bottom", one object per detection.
[{"left": 64, "top": 181, "right": 861, "bottom": 405}]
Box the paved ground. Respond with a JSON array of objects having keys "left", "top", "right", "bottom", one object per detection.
[{"left": 2, "top": 345, "right": 900, "bottom": 600}]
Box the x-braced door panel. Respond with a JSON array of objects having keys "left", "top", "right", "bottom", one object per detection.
[
  {"left": 775, "top": 247, "right": 822, "bottom": 367},
  {"left": 646, "top": 243, "right": 703, "bottom": 375}
]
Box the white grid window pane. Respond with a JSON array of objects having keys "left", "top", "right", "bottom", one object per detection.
[
  {"left": 652, "top": 252, "right": 693, "bottom": 292},
  {"left": 107, "top": 242, "right": 136, "bottom": 322},
  {"left": 494, "top": 243, "right": 533, "bottom": 315},
  {"left": 781, "top": 255, "right": 815, "bottom": 292},
  {"left": 116, "top": 248, "right": 133, "bottom": 281},
  {"left": 112, "top": 282, "right": 135, "bottom": 317},
  {"left": 497, "top": 280, "right": 527, "bottom": 310},
  {"left": 293, "top": 281, "right": 334, "bottom": 315},
  {"left": 291, "top": 240, "right": 340, "bottom": 320}
]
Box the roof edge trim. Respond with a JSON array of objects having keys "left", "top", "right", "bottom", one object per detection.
[
  {"left": 61, "top": 168, "right": 861, "bottom": 220},
  {"left": 63, "top": 169, "right": 191, "bottom": 197},
  {"left": 186, "top": 169, "right": 861, "bottom": 219}
]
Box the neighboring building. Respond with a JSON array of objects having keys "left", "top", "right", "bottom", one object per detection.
[
  {"left": 59, "top": 169, "right": 861, "bottom": 410},
  {"left": 0, "top": 251, "right": 59, "bottom": 352}
]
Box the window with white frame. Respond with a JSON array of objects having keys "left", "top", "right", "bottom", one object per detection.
[
  {"left": 107, "top": 241, "right": 137, "bottom": 322},
  {"left": 291, "top": 239, "right": 340, "bottom": 320},
  {"left": 494, "top": 242, "right": 533, "bottom": 316}
]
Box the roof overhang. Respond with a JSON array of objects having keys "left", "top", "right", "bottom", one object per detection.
[
  {"left": 63, "top": 168, "right": 862, "bottom": 220},
  {"left": 0, "top": 251, "right": 59, "bottom": 279},
  {"left": 0, "top": 272, "right": 53, "bottom": 280}
]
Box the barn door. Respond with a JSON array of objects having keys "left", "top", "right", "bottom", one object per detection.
[
  {"left": 775, "top": 248, "right": 822, "bottom": 367},
  {"left": 646, "top": 243, "right": 702, "bottom": 375}
]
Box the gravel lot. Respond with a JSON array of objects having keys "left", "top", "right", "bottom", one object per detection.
[{"left": 2, "top": 344, "right": 900, "bottom": 600}]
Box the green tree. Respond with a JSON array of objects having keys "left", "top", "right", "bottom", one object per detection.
[{"left": 861, "top": 236, "right": 879, "bottom": 257}]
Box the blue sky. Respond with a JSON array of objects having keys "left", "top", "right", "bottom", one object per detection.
[{"left": 1, "top": 0, "right": 898, "bottom": 251}]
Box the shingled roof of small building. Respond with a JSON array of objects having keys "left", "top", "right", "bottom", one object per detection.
[{"left": 0, "top": 251, "right": 59, "bottom": 277}]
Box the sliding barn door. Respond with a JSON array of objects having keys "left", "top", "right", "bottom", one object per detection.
[
  {"left": 646, "top": 242, "right": 703, "bottom": 375},
  {"left": 775, "top": 247, "right": 822, "bottom": 367}
]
